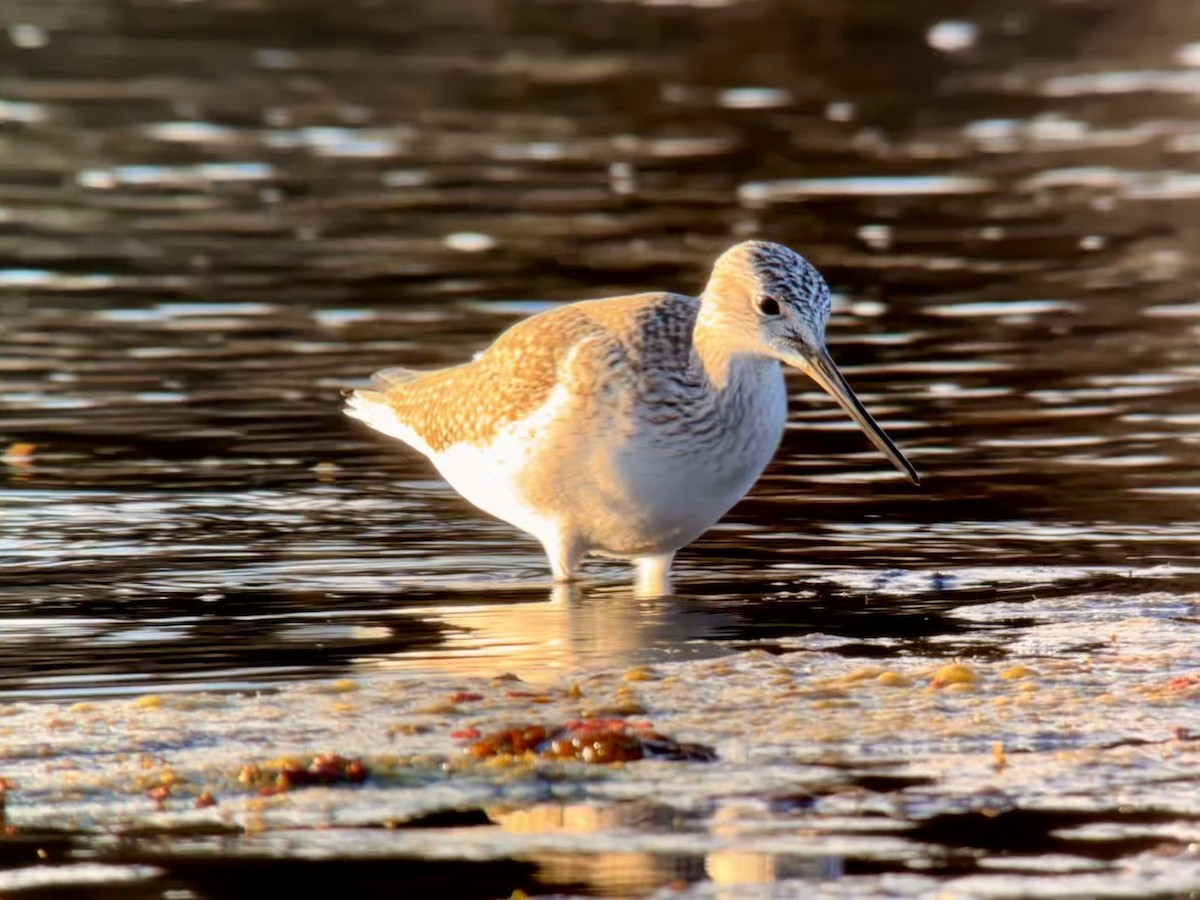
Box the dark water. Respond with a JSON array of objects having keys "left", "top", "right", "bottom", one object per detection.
[{"left": 2, "top": 0, "right": 1200, "bottom": 895}]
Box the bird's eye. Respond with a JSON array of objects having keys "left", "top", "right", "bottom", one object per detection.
[{"left": 757, "top": 296, "right": 781, "bottom": 317}]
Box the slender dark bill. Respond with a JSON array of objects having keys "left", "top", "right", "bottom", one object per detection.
[{"left": 798, "top": 348, "right": 920, "bottom": 486}]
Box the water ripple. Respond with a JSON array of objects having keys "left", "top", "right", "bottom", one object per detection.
[{"left": 739, "top": 175, "right": 994, "bottom": 205}]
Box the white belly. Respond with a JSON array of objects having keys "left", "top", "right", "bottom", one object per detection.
[{"left": 397, "top": 364, "right": 788, "bottom": 560}]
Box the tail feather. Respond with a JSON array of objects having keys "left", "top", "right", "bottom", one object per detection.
[
  {"left": 344, "top": 364, "right": 439, "bottom": 456},
  {"left": 370, "top": 366, "right": 421, "bottom": 390},
  {"left": 343, "top": 385, "right": 431, "bottom": 455}
]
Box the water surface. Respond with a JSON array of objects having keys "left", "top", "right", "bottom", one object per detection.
[{"left": 1, "top": 0, "right": 1199, "bottom": 896}]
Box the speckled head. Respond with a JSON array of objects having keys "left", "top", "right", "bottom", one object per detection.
[
  {"left": 700, "top": 239, "right": 919, "bottom": 485},
  {"left": 702, "top": 240, "right": 832, "bottom": 353}
]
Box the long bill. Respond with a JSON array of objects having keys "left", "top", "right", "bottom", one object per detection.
[{"left": 792, "top": 347, "right": 920, "bottom": 486}]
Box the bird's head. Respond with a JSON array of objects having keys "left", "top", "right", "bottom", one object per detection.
[{"left": 702, "top": 240, "right": 919, "bottom": 485}]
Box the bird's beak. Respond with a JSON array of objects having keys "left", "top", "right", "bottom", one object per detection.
[{"left": 787, "top": 345, "right": 920, "bottom": 486}]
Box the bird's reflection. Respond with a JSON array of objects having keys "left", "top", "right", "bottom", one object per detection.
[
  {"left": 491, "top": 801, "right": 842, "bottom": 895},
  {"left": 353, "top": 564, "right": 985, "bottom": 683},
  {"left": 362, "top": 579, "right": 736, "bottom": 681}
]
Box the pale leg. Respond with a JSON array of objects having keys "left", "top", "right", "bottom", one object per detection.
[
  {"left": 634, "top": 552, "right": 674, "bottom": 598},
  {"left": 548, "top": 582, "right": 581, "bottom": 605},
  {"left": 542, "top": 530, "right": 585, "bottom": 583}
]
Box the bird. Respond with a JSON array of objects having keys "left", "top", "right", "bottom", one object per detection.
[{"left": 345, "top": 240, "right": 919, "bottom": 595}]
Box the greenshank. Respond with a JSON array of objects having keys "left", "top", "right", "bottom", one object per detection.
[{"left": 346, "top": 240, "right": 918, "bottom": 593}]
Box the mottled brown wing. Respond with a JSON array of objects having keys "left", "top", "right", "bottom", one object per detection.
[
  {"left": 373, "top": 291, "right": 698, "bottom": 453},
  {"left": 372, "top": 303, "right": 612, "bottom": 453}
]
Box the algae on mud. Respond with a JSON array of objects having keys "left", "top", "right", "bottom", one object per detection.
[{"left": 0, "top": 589, "right": 1197, "bottom": 896}]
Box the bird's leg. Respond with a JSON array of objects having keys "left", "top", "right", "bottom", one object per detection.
[
  {"left": 542, "top": 531, "right": 584, "bottom": 583},
  {"left": 548, "top": 582, "right": 581, "bottom": 605},
  {"left": 634, "top": 553, "right": 674, "bottom": 598}
]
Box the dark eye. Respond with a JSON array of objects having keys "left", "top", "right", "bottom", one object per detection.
[{"left": 758, "top": 296, "right": 781, "bottom": 317}]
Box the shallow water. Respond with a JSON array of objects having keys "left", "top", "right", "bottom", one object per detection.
[{"left": 1, "top": 0, "right": 1199, "bottom": 896}]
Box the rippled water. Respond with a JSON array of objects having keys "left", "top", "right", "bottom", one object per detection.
[{"left": 2, "top": 0, "right": 1199, "bottom": 896}]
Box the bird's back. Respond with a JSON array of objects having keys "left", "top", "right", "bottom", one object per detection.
[{"left": 346, "top": 291, "right": 701, "bottom": 458}]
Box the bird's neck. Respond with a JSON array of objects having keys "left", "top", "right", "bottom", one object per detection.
[{"left": 691, "top": 305, "right": 774, "bottom": 391}]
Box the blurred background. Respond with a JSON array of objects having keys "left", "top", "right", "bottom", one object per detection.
[{"left": 1, "top": 0, "right": 1199, "bottom": 693}]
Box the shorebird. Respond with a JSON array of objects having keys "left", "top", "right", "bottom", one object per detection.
[{"left": 345, "top": 240, "right": 918, "bottom": 594}]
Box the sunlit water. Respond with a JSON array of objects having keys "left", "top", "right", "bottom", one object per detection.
[{"left": 1, "top": 0, "right": 1199, "bottom": 896}]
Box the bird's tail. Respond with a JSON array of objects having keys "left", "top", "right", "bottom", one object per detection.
[
  {"left": 369, "top": 366, "right": 421, "bottom": 391},
  {"left": 343, "top": 366, "right": 431, "bottom": 452}
]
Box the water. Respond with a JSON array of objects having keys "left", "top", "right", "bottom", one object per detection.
[{"left": 1, "top": 0, "right": 1199, "bottom": 896}]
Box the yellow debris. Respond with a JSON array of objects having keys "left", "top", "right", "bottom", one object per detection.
[
  {"left": 931, "top": 662, "right": 979, "bottom": 688},
  {"left": 1001, "top": 665, "right": 1038, "bottom": 680},
  {"left": 2, "top": 442, "right": 35, "bottom": 465}
]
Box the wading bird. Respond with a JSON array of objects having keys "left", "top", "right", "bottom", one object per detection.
[{"left": 346, "top": 241, "right": 918, "bottom": 594}]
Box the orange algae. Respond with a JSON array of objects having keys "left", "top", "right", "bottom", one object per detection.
[
  {"left": 240, "top": 753, "right": 368, "bottom": 794},
  {"left": 467, "top": 718, "right": 716, "bottom": 764}
]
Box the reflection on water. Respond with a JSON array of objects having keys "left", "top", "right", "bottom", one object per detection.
[
  {"left": 492, "top": 803, "right": 846, "bottom": 895},
  {"left": 2, "top": 0, "right": 1200, "bottom": 894}
]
